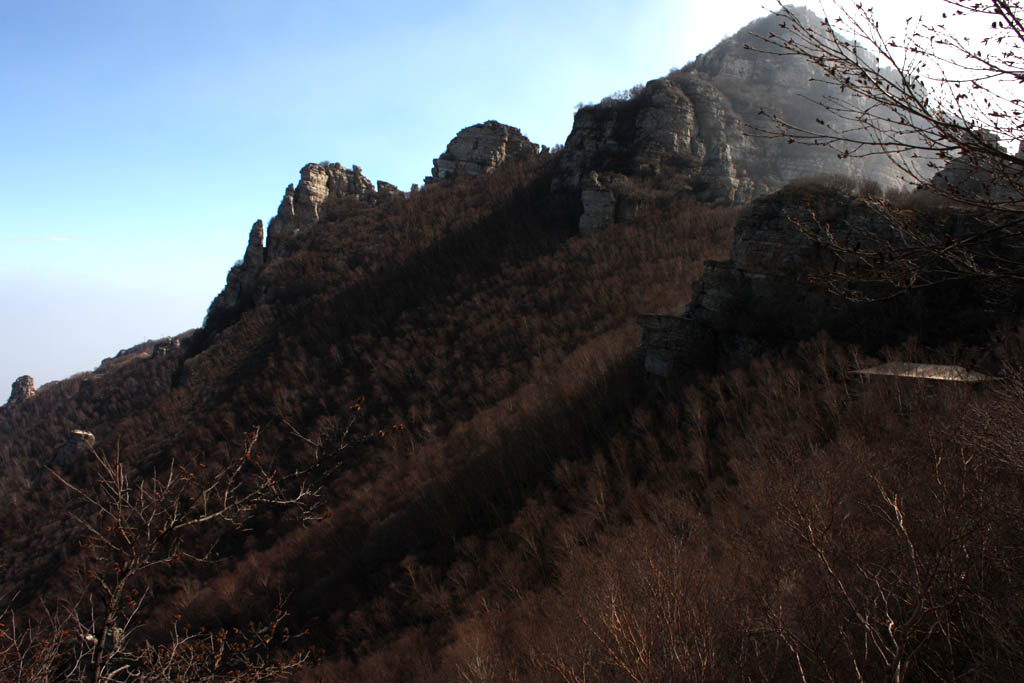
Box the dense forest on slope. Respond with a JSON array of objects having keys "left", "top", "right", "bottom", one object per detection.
[
  {"left": 4, "top": 4, "right": 1024, "bottom": 677},
  {"left": 3, "top": 146, "right": 1022, "bottom": 680},
  {"left": 0, "top": 152, "right": 747, "bottom": 678}
]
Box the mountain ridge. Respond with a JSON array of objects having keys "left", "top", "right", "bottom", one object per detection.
[{"left": 3, "top": 8, "right": 1021, "bottom": 680}]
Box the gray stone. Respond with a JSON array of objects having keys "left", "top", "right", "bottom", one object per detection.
[
  {"left": 931, "top": 134, "right": 1024, "bottom": 204},
  {"left": 554, "top": 8, "right": 927, "bottom": 233},
  {"left": 207, "top": 161, "right": 405, "bottom": 332},
  {"left": 377, "top": 180, "right": 402, "bottom": 200},
  {"left": 425, "top": 121, "right": 539, "bottom": 185},
  {"left": 579, "top": 173, "right": 617, "bottom": 235},
  {"left": 267, "top": 163, "right": 379, "bottom": 260},
  {"left": 151, "top": 338, "right": 181, "bottom": 358}
]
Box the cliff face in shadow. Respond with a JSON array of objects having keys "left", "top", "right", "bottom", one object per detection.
[{"left": 640, "top": 183, "right": 1001, "bottom": 377}]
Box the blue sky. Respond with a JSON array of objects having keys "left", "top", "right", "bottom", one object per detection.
[{"left": 1, "top": 0, "right": 937, "bottom": 396}]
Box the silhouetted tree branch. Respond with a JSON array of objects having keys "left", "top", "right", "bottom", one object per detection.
[
  {"left": 0, "top": 407, "right": 366, "bottom": 682},
  {"left": 752, "top": 1, "right": 1024, "bottom": 307}
]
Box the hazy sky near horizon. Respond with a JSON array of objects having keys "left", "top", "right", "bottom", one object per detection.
[{"left": 1, "top": 0, "right": 944, "bottom": 396}]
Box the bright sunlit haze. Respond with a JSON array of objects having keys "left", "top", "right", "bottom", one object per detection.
[{"left": 1, "top": 0, "right": 941, "bottom": 395}]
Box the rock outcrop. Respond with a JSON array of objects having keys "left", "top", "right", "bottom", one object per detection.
[
  {"left": 207, "top": 121, "right": 541, "bottom": 337},
  {"left": 931, "top": 135, "right": 1024, "bottom": 203},
  {"left": 425, "top": 121, "right": 539, "bottom": 185},
  {"left": 684, "top": 188, "right": 893, "bottom": 342},
  {"left": 555, "top": 7, "right": 926, "bottom": 233},
  {"left": 151, "top": 337, "right": 182, "bottom": 358},
  {"left": 377, "top": 180, "right": 403, "bottom": 200},
  {"left": 639, "top": 183, "right": 990, "bottom": 376},
  {"left": 266, "top": 163, "right": 382, "bottom": 260},
  {"left": 206, "top": 220, "right": 266, "bottom": 326},
  {"left": 48, "top": 429, "right": 95, "bottom": 471},
  {"left": 96, "top": 332, "right": 194, "bottom": 373},
  {"left": 7, "top": 375, "right": 35, "bottom": 406},
  {"left": 206, "top": 162, "right": 403, "bottom": 334}
]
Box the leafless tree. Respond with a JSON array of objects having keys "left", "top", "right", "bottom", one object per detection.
[
  {"left": 0, "top": 412, "right": 364, "bottom": 682},
  {"left": 750, "top": 1, "right": 1024, "bottom": 305}
]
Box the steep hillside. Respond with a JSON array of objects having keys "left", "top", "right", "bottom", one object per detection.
[
  {"left": 0, "top": 148, "right": 738, "bottom": 676},
  {"left": 2, "top": 8, "right": 1022, "bottom": 682},
  {"left": 552, "top": 7, "right": 927, "bottom": 233}
]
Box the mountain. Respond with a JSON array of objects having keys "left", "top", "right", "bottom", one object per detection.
[
  {"left": 2, "top": 9, "right": 1022, "bottom": 682},
  {"left": 552, "top": 7, "right": 925, "bottom": 233}
]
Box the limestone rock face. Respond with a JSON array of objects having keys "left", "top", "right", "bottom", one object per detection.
[
  {"left": 555, "top": 74, "right": 752, "bottom": 204},
  {"left": 640, "top": 188, "right": 879, "bottom": 375},
  {"left": 426, "top": 121, "right": 539, "bottom": 184},
  {"left": 205, "top": 161, "right": 403, "bottom": 335},
  {"left": 578, "top": 172, "right": 641, "bottom": 234},
  {"left": 151, "top": 338, "right": 182, "bottom": 358},
  {"left": 685, "top": 189, "right": 892, "bottom": 342},
  {"left": 556, "top": 8, "right": 924, "bottom": 233},
  {"left": 7, "top": 375, "right": 35, "bottom": 406},
  {"left": 267, "top": 163, "right": 378, "bottom": 259}
]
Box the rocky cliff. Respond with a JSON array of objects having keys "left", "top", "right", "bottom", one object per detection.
[
  {"left": 639, "top": 185, "right": 882, "bottom": 375},
  {"left": 425, "top": 121, "right": 539, "bottom": 185},
  {"left": 555, "top": 7, "right": 924, "bottom": 233},
  {"left": 6, "top": 375, "right": 35, "bottom": 406},
  {"left": 205, "top": 122, "right": 542, "bottom": 335},
  {"left": 932, "top": 138, "right": 1024, "bottom": 203},
  {"left": 265, "top": 162, "right": 394, "bottom": 260},
  {"left": 204, "top": 7, "right": 932, "bottom": 341},
  {"left": 639, "top": 182, "right": 996, "bottom": 376},
  {"left": 205, "top": 162, "right": 400, "bottom": 330}
]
